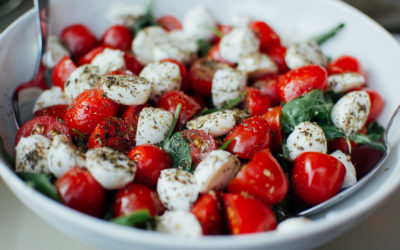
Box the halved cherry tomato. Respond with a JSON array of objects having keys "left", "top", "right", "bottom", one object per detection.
[
  {"left": 123, "top": 52, "right": 143, "bottom": 75},
  {"left": 208, "top": 43, "right": 235, "bottom": 66},
  {"left": 261, "top": 106, "right": 282, "bottom": 153},
  {"left": 157, "top": 15, "right": 182, "bottom": 32},
  {"left": 122, "top": 104, "right": 149, "bottom": 145},
  {"left": 253, "top": 74, "right": 281, "bottom": 106},
  {"left": 191, "top": 192, "right": 223, "bottom": 235},
  {"left": 65, "top": 89, "right": 118, "bottom": 136},
  {"left": 228, "top": 149, "right": 288, "bottom": 205},
  {"left": 225, "top": 116, "right": 271, "bottom": 159},
  {"left": 88, "top": 117, "right": 133, "bottom": 153},
  {"left": 55, "top": 168, "right": 105, "bottom": 217},
  {"left": 60, "top": 24, "right": 98, "bottom": 59},
  {"left": 278, "top": 65, "right": 328, "bottom": 103},
  {"left": 15, "top": 115, "right": 72, "bottom": 145},
  {"left": 101, "top": 25, "right": 133, "bottom": 51},
  {"left": 263, "top": 44, "right": 288, "bottom": 73},
  {"left": 244, "top": 87, "right": 271, "bottom": 116},
  {"left": 250, "top": 21, "right": 281, "bottom": 51},
  {"left": 51, "top": 56, "right": 77, "bottom": 90},
  {"left": 181, "top": 129, "right": 218, "bottom": 165},
  {"left": 223, "top": 193, "right": 276, "bottom": 234},
  {"left": 161, "top": 59, "right": 189, "bottom": 92},
  {"left": 34, "top": 104, "right": 69, "bottom": 121},
  {"left": 113, "top": 183, "right": 165, "bottom": 217},
  {"left": 127, "top": 144, "right": 171, "bottom": 189},
  {"left": 157, "top": 90, "right": 201, "bottom": 127},
  {"left": 327, "top": 55, "right": 365, "bottom": 76},
  {"left": 363, "top": 88, "right": 384, "bottom": 124},
  {"left": 77, "top": 45, "right": 107, "bottom": 65},
  {"left": 292, "top": 152, "right": 346, "bottom": 205},
  {"left": 212, "top": 24, "right": 233, "bottom": 43}
]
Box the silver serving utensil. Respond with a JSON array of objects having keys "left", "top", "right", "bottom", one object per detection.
[
  {"left": 299, "top": 105, "right": 400, "bottom": 216},
  {"left": 11, "top": 0, "right": 49, "bottom": 128}
]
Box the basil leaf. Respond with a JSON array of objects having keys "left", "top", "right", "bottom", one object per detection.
[
  {"left": 366, "top": 122, "right": 385, "bottom": 141},
  {"left": 350, "top": 134, "right": 386, "bottom": 152},
  {"left": 197, "top": 39, "right": 212, "bottom": 57},
  {"left": 133, "top": 0, "right": 157, "bottom": 35},
  {"left": 0, "top": 136, "right": 15, "bottom": 165},
  {"left": 312, "top": 23, "right": 345, "bottom": 45},
  {"left": 111, "top": 210, "right": 153, "bottom": 227},
  {"left": 319, "top": 124, "right": 345, "bottom": 141},
  {"left": 163, "top": 132, "right": 193, "bottom": 172},
  {"left": 219, "top": 138, "right": 234, "bottom": 150},
  {"left": 18, "top": 173, "right": 60, "bottom": 202}
]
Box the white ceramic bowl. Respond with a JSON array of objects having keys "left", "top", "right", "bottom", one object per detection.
[{"left": 0, "top": 0, "right": 399, "bottom": 249}]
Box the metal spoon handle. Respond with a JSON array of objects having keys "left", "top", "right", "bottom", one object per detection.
[
  {"left": 33, "top": 0, "right": 49, "bottom": 76},
  {"left": 384, "top": 105, "right": 400, "bottom": 150}
]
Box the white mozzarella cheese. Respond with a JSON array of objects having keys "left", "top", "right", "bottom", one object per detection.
[
  {"left": 139, "top": 62, "right": 182, "bottom": 101},
  {"left": 153, "top": 43, "right": 191, "bottom": 64},
  {"left": 90, "top": 48, "right": 126, "bottom": 75},
  {"left": 237, "top": 52, "right": 278, "bottom": 78},
  {"left": 330, "top": 150, "right": 357, "bottom": 188},
  {"left": 42, "top": 35, "right": 70, "bottom": 68},
  {"left": 135, "top": 107, "right": 174, "bottom": 146},
  {"left": 86, "top": 147, "right": 136, "bottom": 190},
  {"left": 168, "top": 30, "right": 199, "bottom": 54},
  {"left": 47, "top": 135, "right": 85, "bottom": 178},
  {"left": 186, "top": 110, "right": 238, "bottom": 137},
  {"left": 286, "top": 121, "right": 327, "bottom": 160},
  {"left": 285, "top": 40, "right": 327, "bottom": 69},
  {"left": 156, "top": 210, "right": 202, "bottom": 238},
  {"left": 194, "top": 150, "right": 241, "bottom": 193},
  {"left": 132, "top": 26, "right": 168, "bottom": 65},
  {"left": 212, "top": 68, "right": 246, "bottom": 108},
  {"left": 182, "top": 5, "right": 217, "bottom": 41},
  {"left": 327, "top": 73, "right": 365, "bottom": 93},
  {"left": 277, "top": 217, "right": 312, "bottom": 233},
  {"left": 331, "top": 90, "right": 371, "bottom": 136},
  {"left": 219, "top": 27, "right": 260, "bottom": 63},
  {"left": 101, "top": 74, "right": 152, "bottom": 105},
  {"left": 15, "top": 134, "right": 51, "bottom": 174},
  {"left": 106, "top": 4, "right": 145, "bottom": 27},
  {"left": 64, "top": 64, "right": 102, "bottom": 102},
  {"left": 157, "top": 168, "right": 199, "bottom": 211},
  {"left": 33, "top": 87, "right": 67, "bottom": 113}
]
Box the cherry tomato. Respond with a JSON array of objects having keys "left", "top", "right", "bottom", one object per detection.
[
  {"left": 250, "top": 21, "right": 281, "bottom": 51},
  {"left": 51, "top": 56, "right": 77, "bottom": 90},
  {"left": 157, "top": 15, "right": 182, "bottom": 32},
  {"left": 291, "top": 152, "right": 346, "bottom": 205},
  {"left": 127, "top": 144, "right": 171, "bottom": 189},
  {"left": 161, "top": 59, "right": 189, "bottom": 92},
  {"left": 263, "top": 44, "right": 288, "bottom": 73},
  {"left": 261, "top": 106, "right": 282, "bottom": 153},
  {"left": 157, "top": 90, "right": 201, "bottom": 127},
  {"left": 106, "top": 69, "right": 134, "bottom": 76},
  {"left": 65, "top": 89, "right": 118, "bottom": 136},
  {"left": 212, "top": 24, "right": 233, "bottom": 43},
  {"left": 244, "top": 87, "right": 271, "bottom": 116},
  {"left": 224, "top": 116, "right": 271, "bottom": 159},
  {"left": 55, "top": 168, "right": 105, "bottom": 217},
  {"left": 15, "top": 115, "right": 72, "bottom": 145},
  {"left": 101, "top": 25, "right": 133, "bottom": 51},
  {"left": 34, "top": 104, "right": 69, "bottom": 121},
  {"left": 88, "top": 117, "right": 133, "bottom": 153},
  {"left": 278, "top": 65, "right": 328, "bottom": 103},
  {"left": 327, "top": 55, "right": 365, "bottom": 76},
  {"left": 328, "top": 137, "right": 357, "bottom": 154},
  {"left": 208, "top": 43, "right": 235, "bottom": 66},
  {"left": 77, "top": 45, "right": 107, "bottom": 65},
  {"left": 351, "top": 144, "right": 384, "bottom": 179},
  {"left": 123, "top": 52, "right": 143, "bottom": 75},
  {"left": 181, "top": 129, "right": 218, "bottom": 165},
  {"left": 223, "top": 193, "right": 276, "bottom": 234},
  {"left": 122, "top": 104, "right": 149, "bottom": 145},
  {"left": 363, "top": 88, "right": 384, "bottom": 124},
  {"left": 60, "top": 24, "right": 98, "bottom": 59},
  {"left": 191, "top": 192, "right": 223, "bottom": 235},
  {"left": 253, "top": 74, "right": 281, "bottom": 106},
  {"left": 189, "top": 58, "right": 228, "bottom": 97},
  {"left": 113, "top": 183, "right": 164, "bottom": 217},
  {"left": 228, "top": 149, "right": 288, "bottom": 205}
]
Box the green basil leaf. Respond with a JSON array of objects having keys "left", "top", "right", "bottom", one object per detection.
[
  {"left": 133, "top": 0, "right": 157, "bottom": 35},
  {"left": 0, "top": 136, "right": 15, "bottom": 165},
  {"left": 312, "top": 23, "right": 345, "bottom": 45},
  {"left": 366, "top": 122, "right": 385, "bottom": 141},
  {"left": 219, "top": 138, "right": 234, "bottom": 150},
  {"left": 197, "top": 39, "right": 212, "bottom": 57},
  {"left": 111, "top": 210, "right": 153, "bottom": 227},
  {"left": 163, "top": 132, "right": 193, "bottom": 172},
  {"left": 319, "top": 124, "right": 345, "bottom": 141},
  {"left": 350, "top": 134, "right": 386, "bottom": 152},
  {"left": 18, "top": 173, "right": 60, "bottom": 202}
]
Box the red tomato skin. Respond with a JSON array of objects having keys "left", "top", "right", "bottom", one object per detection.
[
  {"left": 113, "top": 183, "right": 164, "bottom": 217},
  {"left": 191, "top": 192, "right": 223, "bottom": 235},
  {"left": 127, "top": 144, "right": 172, "bottom": 189},
  {"left": 181, "top": 129, "right": 218, "bottom": 165},
  {"left": 225, "top": 116, "right": 271, "bottom": 159},
  {"left": 327, "top": 55, "right": 365, "bottom": 76},
  {"left": 60, "top": 24, "right": 98, "bottom": 59},
  {"left": 292, "top": 152, "right": 346, "bottom": 205},
  {"left": 253, "top": 74, "right": 281, "bottom": 106},
  {"left": 77, "top": 45, "right": 107, "bottom": 66},
  {"left": 157, "top": 90, "right": 201, "bottom": 127},
  {"left": 250, "top": 21, "right": 281, "bottom": 51},
  {"left": 106, "top": 69, "right": 134, "bottom": 76},
  {"left": 363, "top": 88, "right": 384, "bottom": 124},
  {"left": 157, "top": 15, "right": 183, "bottom": 32},
  {"left": 34, "top": 104, "right": 69, "bottom": 121},
  {"left": 88, "top": 117, "right": 133, "bottom": 153},
  {"left": 261, "top": 106, "right": 282, "bottom": 153},
  {"left": 278, "top": 65, "right": 328, "bottom": 103},
  {"left": 208, "top": 43, "right": 235, "bottom": 66},
  {"left": 55, "top": 168, "right": 105, "bottom": 217},
  {"left": 122, "top": 104, "right": 149, "bottom": 145},
  {"left": 245, "top": 87, "right": 271, "bottom": 116},
  {"left": 223, "top": 193, "right": 277, "bottom": 234},
  {"left": 65, "top": 89, "right": 118, "bottom": 136},
  {"left": 351, "top": 144, "right": 385, "bottom": 179},
  {"left": 101, "top": 25, "right": 133, "bottom": 51},
  {"left": 51, "top": 56, "right": 77, "bottom": 90},
  {"left": 124, "top": 53, "right": 143, "bottom": 75},
  {"left": 263, "top": 44, "right": 289, "bottom": 73},
  {"left": 328, "top": 138, "right": 357, "bottom": 154},
  {"left": 15, "top": 115, "right": 72, "bottom": 145},
  {"left": 228, "top": 149, "right": 288, "bottom": 205},
  {"left": 161, "top": 59, "right": 189, "bottom": 92}
]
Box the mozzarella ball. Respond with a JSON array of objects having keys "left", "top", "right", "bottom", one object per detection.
[
  {"left": 186, "top": 110, "right": 238, "bottom": 137},
  {"left": 157, "top": 168, "right": 199, "bottom": 211},
  {"left": 277, "top": 217, "right": 312, "bottom": 233},
  {"left": 153, "top": 43, "right": 191, "bottom": 64},
  {"left": 168, "top": 30, "right": 199, "bottom": 54},
  {"left": 327, "top": 73, "right": 365, "bottom": 93},
  {"left": 135, "top": 107, "right": 174, "bottom": 146},
  {"left": 219, "top": 27, "right": 260, "bottom": 63},
  {"left": 156, "top": 210, "right": 202, "bottom": 238},
  {"left": 237, "top": 52, "right": 278, "bottom": 78},
  {"left": 182, "top": 5, "right": 217, "bottom": 41},
  {"left": 132, "top": 26, "right": 168, "bottom": 65},
  {"left": 287, "top": 121, "right": 327, "bottom": 160},
  {"left": 106, "top": 4, "right": 145, "bottom": 27},
  {"left": 212, "top": 67, "right": 247, "bottom": 108},
  {"left": 101, "top": 74, "right": 152, "bottom": 105},
  {"left": 15, "top": 135, "right": 51, "bottom": 174},
  {"left": 330, "top": 150, "right": 357, "bottom": 188},
  {"left": 331, "top": 90, "right": 371, "bottom": 136},
  {"left": 64, "top": 65, "right": 102, "bottom": 102},
  {"left": 285, "top": 40, "right": 327, "bottom": 69},
  {"left": 90, "top": 48, "right": 126, "bottom": 75},
  {"left": 86, "top": 147, "right": 136, "bottom": 190},
  {"left": 33, "top": 87, "right": 67, "bottom": 113},
  {"left": 42, "top": 35, "right": 70, "bottom": 68}
]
